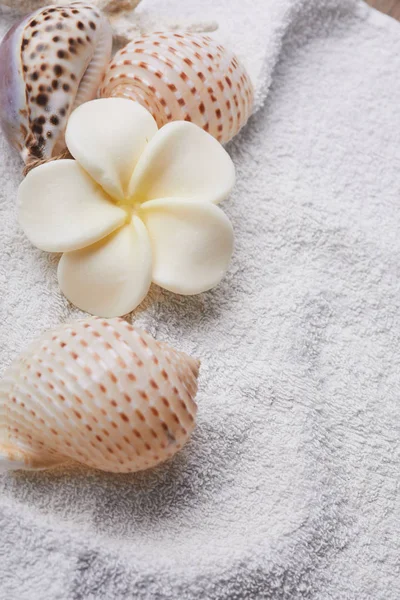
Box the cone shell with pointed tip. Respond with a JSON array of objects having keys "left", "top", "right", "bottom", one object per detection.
[
  {"left": 0, "top": 2, "right": 112, "bottom": 165},
  {"left": 0, "top": 317, "right": 199, "bottom": 473},
  {"left": 99, "top": 32, "right": 254, "bottom": 144}
]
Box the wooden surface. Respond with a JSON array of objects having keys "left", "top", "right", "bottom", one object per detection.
[{"left": 365, "top": 0, "right": 400, "bottom": 19}]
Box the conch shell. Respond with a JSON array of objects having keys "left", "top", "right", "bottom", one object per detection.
[
  {"left": 0, "top": 317, "right": 199, "bottom": 473},
  {"left": 99, "top": 31, "right": 254, "bottom": 144},
  {"left": 0, "top": 2, "right": 112, "bottom": 167}
]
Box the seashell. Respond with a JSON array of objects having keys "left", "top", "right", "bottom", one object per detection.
[
  {"left": 0, "top": 2, "right": 112, "bottom": 166},
  {"left": 0, "top": 0, "right": 140, "bottom": 15},
  {"left": 0, "top": 317, "right": 199, "bottom": 474},
  {"left": 99, "top": 31, "right": 254, "bottom": 144}
]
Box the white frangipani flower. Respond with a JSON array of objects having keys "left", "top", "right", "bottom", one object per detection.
[{"left": 18, "top": 98, "right": 235, "bottom": 317}]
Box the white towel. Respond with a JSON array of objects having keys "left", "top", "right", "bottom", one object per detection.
[{"left": 1, "top": 0, "right": 399, "bottom": 598}]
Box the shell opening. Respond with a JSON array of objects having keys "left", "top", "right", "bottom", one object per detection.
[
  {"left": 72, "top": 16, "right": 113, "bottom": 111},
  {"left": 0, "top": 440, "right": 28, "bottom": 472},
  {"left": 0, "top": 442, "right": 66, "bottom": 472},
  {"left": 52, "top": 14, "right": 113, "bottom": 156},
  {"left": 0, "top": 447, "right": 26, "bottom": 473}
]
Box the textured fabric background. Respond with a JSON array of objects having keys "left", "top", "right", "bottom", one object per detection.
[{"left": 1, "top": 0, "right": 400, "bottom": 598}]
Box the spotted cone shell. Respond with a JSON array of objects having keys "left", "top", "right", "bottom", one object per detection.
[
  {"left": 0, "top": 2, "right": 112, "bottom": 165},
  {"left": 99, "top": 32, "right": 254, "bottom": 144},
  {"left": 0, "top": 318, "right": 199, "bottom": 473}
]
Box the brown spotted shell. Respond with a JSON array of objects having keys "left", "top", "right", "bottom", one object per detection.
[
  {"left": 0, "top": 2, "right": 112, "bottom": 165},
  {"left": 99, "top": 31, "right": 254, "bottom": 144},
  {"left": 0, "top": 317, "right": 199, "bottom": 473}
]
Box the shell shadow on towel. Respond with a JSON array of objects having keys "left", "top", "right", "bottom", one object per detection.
[{"left": 2, "top": 414, "right": 247, "bottom": 537}]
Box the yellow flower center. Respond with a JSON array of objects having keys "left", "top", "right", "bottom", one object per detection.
[{"left": 118, "top": 202, "right": 141, "bottom": 224}]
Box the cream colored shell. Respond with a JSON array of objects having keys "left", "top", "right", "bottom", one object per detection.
[
  {"left": 99, "top": 31, "right": 254, "bottom": 144},
  {"left": 0, "top": 317, "right": 199, "bottom": 473}
]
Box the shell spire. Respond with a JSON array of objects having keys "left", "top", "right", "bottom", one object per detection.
[
  {"left": 0, "top": 317, "right": 200, "bottom": 474},
  {"left": 0, "top": 2, "right": 112, "bottom": 166}
]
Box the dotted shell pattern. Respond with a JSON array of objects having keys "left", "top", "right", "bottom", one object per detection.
[
  {"left": 99, "top": 32, "right": 254, "bottom": 144},
  {"left": 0, "top": 2, "right": 112, "bottom": 163},
  {"left": 0, "top": 318, "right": 199, "bottom": 473}
]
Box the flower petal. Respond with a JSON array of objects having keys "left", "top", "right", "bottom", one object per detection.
[
  {"left": 128, "top": 122, "right": 236, "bottom": 205},
  {"left": 66, "top": 98, "right": 158, "bottom": 202},
  {"left": 140, "top": 198, "right": 234, "bottom": 295},
  {"left": 18, "top": 160, "right": 126, "bottom": 253},
  {"left": 58, "top": 217, "right": 152, "bottom": 317}
]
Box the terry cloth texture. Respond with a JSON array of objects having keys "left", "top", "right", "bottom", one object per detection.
[{"left": 0, "top": 0, "right": 399, "bottom": 598}]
